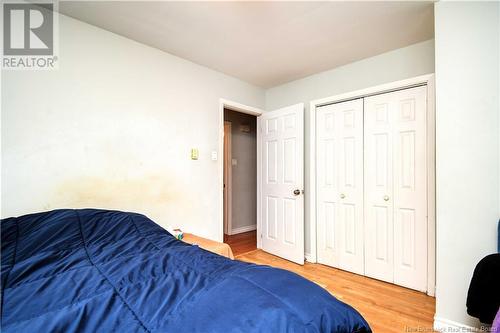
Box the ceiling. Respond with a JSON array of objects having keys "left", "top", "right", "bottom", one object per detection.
[{"left": 59, "top": 1, "right": 434, "bottom": 88}]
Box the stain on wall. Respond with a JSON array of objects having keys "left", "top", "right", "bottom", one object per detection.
[
  {"left": 1, "top": 13, "right": 265, "bottom": 242},
  {"left": 50, "top": 174, "right": 196, "bottom": 229}
]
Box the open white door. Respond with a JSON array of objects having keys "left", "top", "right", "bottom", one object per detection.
[{"left": 258, "top": 104, "right": 304, "bottom": 264}]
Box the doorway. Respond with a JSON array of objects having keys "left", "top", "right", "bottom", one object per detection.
[{"left": 223, "top": 108, "right": 257, "bottom": 256}]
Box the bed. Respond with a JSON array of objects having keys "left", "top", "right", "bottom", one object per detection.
[{"left": 1, "top": 209, "right": 371, "bottom": 332}]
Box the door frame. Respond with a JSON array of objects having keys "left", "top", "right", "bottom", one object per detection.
[
  {"left": 218, "top": 99, "right": 263, "bottom": 243},
  {"left": 309, "top": 74, "right": 436, "bottom": 296}
]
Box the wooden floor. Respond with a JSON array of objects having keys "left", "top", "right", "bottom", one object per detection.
[
  {"left": 228, "top": 231, "right": 435, "bottom": 333},
  {"left": 224, "top": 230, "right": 257, "bottom": 256}
]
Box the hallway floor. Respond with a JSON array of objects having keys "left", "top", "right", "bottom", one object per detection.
[{"left": 223, "top": 230, "right": 256, "bottom": 256}]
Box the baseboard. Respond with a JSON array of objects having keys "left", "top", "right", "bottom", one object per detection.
[
  {"left": 229, "top": 224, "right": 256, "bottom": 235},
  {"left": 433, "top": 316, "right": 478, "bottom": 332},
  {"left": 305, "top": 252, "right": 318, "bottom": 263}
]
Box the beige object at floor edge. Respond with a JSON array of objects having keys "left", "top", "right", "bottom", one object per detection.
[{"left": 182, "top": 233, "right": 234, "bottom": 260}]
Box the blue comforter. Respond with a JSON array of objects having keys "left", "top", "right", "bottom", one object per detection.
[{"left": 1, "top": 209, "right": 370, "bottom": 332}]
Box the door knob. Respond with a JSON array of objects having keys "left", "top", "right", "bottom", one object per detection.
[
  {"left": 383, "top": 195, "right": 390, "bottom": 201},
  {"left": 293, "top": 189, "right": 301, "bottom": 196},
  {"left": 340, "top": 193, "right": 346, "bottom": 199}
]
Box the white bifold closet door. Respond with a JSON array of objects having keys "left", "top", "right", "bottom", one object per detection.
[
  {"left": 316, "top": 99, "right": 364, "bottom": 275},
  {"left": 364, "top": 86, "right": 427, "bottom": 292}
]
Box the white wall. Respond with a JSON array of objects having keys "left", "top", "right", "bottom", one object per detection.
[
  {"left": 223, "top": 109, "right": 257, "bottom": 233},
  {"left": 434, "top": 1, "right": 499, "bottom": 329},
  {"left": 265, "top": 39, "right": 435, "bottom": 254},
  {"left": 1, "top": 14, "right": 265, "bottom": 242}
]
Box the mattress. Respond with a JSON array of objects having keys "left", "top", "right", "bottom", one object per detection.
[{"left": 1, "top": 209, "right": 371, "bottom": 332}]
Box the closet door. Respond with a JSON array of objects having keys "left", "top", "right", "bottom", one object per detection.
[
  {"left": 392, "top": 86, "right": 427, "bottom": 292},
  {"left": 364, "top": 86, "right": 427, "bottom": 291},
  {"left": 364, "top": 95, "right": 394, "bottom": 283},
  {"left": 316, "top": 99, "right": 364, "bottom": 275}
]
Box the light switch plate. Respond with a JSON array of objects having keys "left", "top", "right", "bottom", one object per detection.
[
  {"left": 211, "top": 151, "right": 218, "bottom": 161},
  {"left": 191, "top": 148, "right": 199, "bottom": 160},
  {"left": 232, "top": 158, "right": 237, "bottom": 166}
]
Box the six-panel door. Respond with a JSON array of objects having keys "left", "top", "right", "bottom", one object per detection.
[
  {"left": 364, "top": 86, "right": 427, "bottom": 292},
  {"left": 316, "top": 86, "right": 428, "bottom": 292},
  {"left": 260, "top": 104, "right": 305, "bottom": 265},
  {"left": 364, "top": 94, "right": 395, "bottom": 283},
  {"left": 316, "top": 99, "right": 364, "bottom": 275}
]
